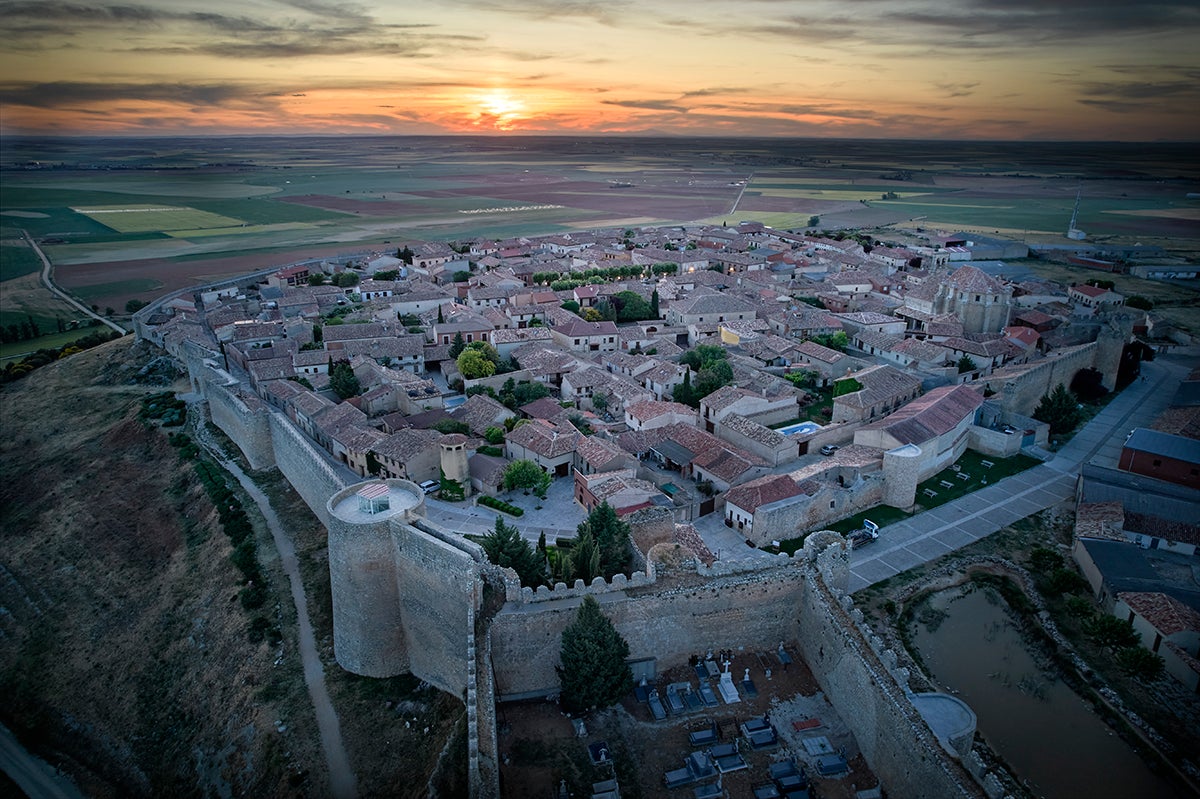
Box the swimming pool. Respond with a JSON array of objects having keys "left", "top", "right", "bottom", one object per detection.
[
  {"left": 444, "top": 395, "right": 466, "bottom": 409},
  {"left": 777, "top": 421, "right": 821, "bottom": 436}
]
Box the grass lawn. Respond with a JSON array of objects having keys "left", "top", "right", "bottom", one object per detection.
[
  {"left": 0, "top": 327, "right": 109, "bottom": 361},
  {"left": 71, "top": 278, "right": 164, "bottom": 300}
]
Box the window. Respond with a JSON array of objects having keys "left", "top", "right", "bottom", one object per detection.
[
  {"left": 1152, "top": 459, "right": 1162, "bottom": 467},
  {"left": 829, "top": 500, "right": 835, "bottom": 509}
]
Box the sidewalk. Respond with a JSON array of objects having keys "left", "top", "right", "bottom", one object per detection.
[{"left": 848, "top": 358, "right": 1189, "bottom": 592}]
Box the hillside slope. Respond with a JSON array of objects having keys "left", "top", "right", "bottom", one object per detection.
[{"left": 0, "top": 337, "right": 322, "bottom": 797}]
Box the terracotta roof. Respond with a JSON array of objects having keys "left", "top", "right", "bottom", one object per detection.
[
  {"left": 552, "top": 319, "right": 618, "bottom": 337},
  {"left": 860, "top": 384, "right": 983, "bottom": 444},
  {"left": 946, "top": 265, "right": 1005, "bottom": 294},
  {"left": 834, "top": 364, "right": 922, "bottom": 409},
  {"left": 626, "top": 400, "right": 695, "bottom": 423},
  {"left": 1071, "top": 284, "right": 1108, "bottom": 298},
  {"left": 507, "top": 419, "right": 580, "bottom": 458},
  {"left": 796, "top": 340, "right": 845, "bottom": 364},
  {"left": 1074, "top": 502, "right": 1126, "bottom": 541},
  {"left": 725, "top": 474, "right": 803, "bottom": 513},
  {"left": 1118, "top": 592, "right": 1200, "bottom": 636}
]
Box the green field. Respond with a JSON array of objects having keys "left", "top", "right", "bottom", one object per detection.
[
  {"left": 0, "top": 242, "right": 41, "bottom": 281},
  {"left": 0, "top": 327, "right": 106, "bottom": 362},
  {"left": 74, "top": 205, "right": 244, "bottom": 233},
  {"left": 870, "top": 196, "right": 1185, "bottom": 233}
]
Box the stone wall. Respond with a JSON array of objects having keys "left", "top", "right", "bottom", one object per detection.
[
  {"left": 206, "top": 379, "right": 277, "bottom": 471},
  {"left": 487, "top": 557, "right": 805, "bottom": 699},
  {"left": 988, "top": 342, "right": 1097, "bottom": 417},
  {"left": 269, "top": 413, "right": 348, "bottom": 528},
  {"left": 327, "top": 486, "right": 410, "bottom": 678},
  {"left": 795, "top": 534, "right": 983, "bottom": 798},
  {"left": 398, "top": 519, "right": 485, "bottom": 698}
]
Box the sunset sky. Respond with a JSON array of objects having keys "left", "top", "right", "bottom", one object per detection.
[{"left": 1, "top": 0, "right": 1198, "bottom": 140}]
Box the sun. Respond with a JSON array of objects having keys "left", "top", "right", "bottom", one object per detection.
[{"left": 476, "top": 89, "right": 527, "bottom": 130}]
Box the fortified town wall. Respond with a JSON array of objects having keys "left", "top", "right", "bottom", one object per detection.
[{"left": 176, "top": 329, "right": 986, "bottom": 799}]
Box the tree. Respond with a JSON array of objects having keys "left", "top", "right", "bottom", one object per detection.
[
  {"left": 307, "top": 272, "right": 327, "bottom": 286},
  {"left": 329, "top": 359, "right": 361, "bottom": 399},
  {"left": 807, "top": 215, "right": 820, "bottom": 227},
  {"left": 448, "top": 331, "right": 466, "bottom": 359},
  {"left": 956, "top": 355, "right": 979, "bottom": 374},
  {"left": 437, "top": 303, "right": 445, "bottom": 323},
  {"left": 484, "top": 426, "right": 506, "bottom": 445},
  {"left": 557, "top": 596, "right": 632, "bottom": 715},
  {"left": 1083, "top": 615, "right": 1140, "bottom": 651},
  {"left": 452, "top": 270, "right": 472, "bottom": 283},
  {"left": 458, "top": 349, "right": 497, "bottom": 380},
  {"left": 398, "top": 245, "right": 415, "bottom": 265},
  {"left": 672, "top": 370, "right": 694, "bottom": 406},
  {"left": 811, "top": 331, "right": 848, "bottom": 352},
  {"left": 613, "top": 290, "right": 651, "bottom": 323},
  {"left": 650, "top": 289, "right": 660, "bottom": 318},
  {"left": 1115, "top": 646, "right": 1165, "bottom": 681},
  {"left": 125, "top": 299, "right": 148, "bottom": 313},
  {"left": 1125, "top": 295, "right": 1153, "bottom": 311},
  {"left": 432, "top": 418, "right": 471, "bottom": 435},
  {"left": 365, "top": 450, "right": 382, "bottom": 476},
  {"left": 1033, "top": 384, "right": 1083, "bottom": 437},
  {"left": 561, "top": 300, "right": 581, "bottom": 314},
  {"left": 480, "top": 517, "right": 545, "bottom": 588},
  {"left": 334, "top": 271, "right": 359, "bottom": 288},
  {"left": 581, "top": 308, "right": 604, "bottom": 322},
  {"left": 503, "top": 459, "right": 551, "bottom": 497},
  {"left": 576, "top": 501, "right": 630, "bottom": 579}
]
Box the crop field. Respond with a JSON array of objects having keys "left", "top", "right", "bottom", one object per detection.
[
  {"left": 3, "top": 136, "right": 1197, "bottom": 310},
  {"left": 73, "top": 205, "right": 245, "bottom": 233},
  {"left": 0, "top": 241, "right": 41, "bottom": 281}
]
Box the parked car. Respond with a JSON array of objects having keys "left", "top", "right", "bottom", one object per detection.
[
  {"left": 1001, "top": 424, "right": 1017, "bottom": 435},
  {"left": 847, "top": 528, "right": 879, "bottom": 549},
  {"left": 418, "top": 479, "right": 440, "bottom": 494},
  {"left": 820, "top": 444, "right": 839, "bottom": 456}
]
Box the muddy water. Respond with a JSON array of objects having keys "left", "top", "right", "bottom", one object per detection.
[{"left": 911, "top": 584, "right": 1185, "bottom": 799}]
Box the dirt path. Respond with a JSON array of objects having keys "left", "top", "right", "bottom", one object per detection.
[
  {"left": 190, "top": 407, "right": 358, "bottom": 799},
  {"left": 0, "top": 723, "right": 87, "bottom": 799}
]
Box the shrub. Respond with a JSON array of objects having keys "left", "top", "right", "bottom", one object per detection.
[{"left": 478, "top": 495, "right": 524, "bottom": 517}]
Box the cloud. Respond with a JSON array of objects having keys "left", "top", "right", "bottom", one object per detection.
[
  {"left": 1072, "top": 78, "right": 1200, "bottom": 114},
  {"left": 601, "top": 99, "right": 688, "bottom": 112},
  {"left": 449, "top": 0, "right": 632, "bottom": 26},
  {"left": 934, "top": 82, "right": 980, "bottom": 98},
  {"left": 0, "top": 81, "right": 271, "bottom": 109},
  {"left": 0, "top": 1, "right": 450, "bottom": 59}
]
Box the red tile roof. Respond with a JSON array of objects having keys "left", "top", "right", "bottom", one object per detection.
[{"left": 1118, "top": 592, "right": 1200, "bottom": 636}]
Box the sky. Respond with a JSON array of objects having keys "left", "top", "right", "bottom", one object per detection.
[{"left": 1, "top": 0, "right": 1198, "bottom": 140}]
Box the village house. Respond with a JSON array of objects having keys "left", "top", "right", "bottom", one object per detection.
[
  {"left": 573, "top": 468, "right": 669, "bottom": 517},
  {"left": 666, "top": 292, "right": 758, "bottom": 326},
  {"left": 853, "top": 384, "right": 985, "bottom": 479},
  {"left": 624, "top": 400, "right": 697, "bottom": 432},
  {"left": 370, "top": 428, "right": 445, "bottom": 483},
  {"left": 1113, "top": 592, "right": 1200, "bottom": 692},
  {"left": 699, "top": 385, "right": 798, "bottom": 432},
  {"left": 1068, "top": 284, "right": 1126, "bottom": 312},
  {"left": 716, "top": 413, "right": 799, "bottom": 467},
  {"left": 830, "top": 364, "right": 923, "bottom": 424},
  {"left": 505, "top": 418, "right": 581, "bottom": 477},
  {"left": 490, "top": 327, "right": 554, "bottom": 359},
  {"left": 723, "top": 474, "right": 807, "bottom": 539},
  {"left": 550, "top": 319, "right": 619, "bottom": 353},
  {"left": 573, "top": 435, "right": 637, "bottom": 476}
]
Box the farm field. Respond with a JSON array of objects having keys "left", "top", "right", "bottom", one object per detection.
[{"left": 3, "top": 136, "right": 1198, "bottom": 311}]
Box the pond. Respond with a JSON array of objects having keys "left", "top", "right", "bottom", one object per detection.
[{"left": 911, "top": 582, "right": 1186, "bottom": 799}]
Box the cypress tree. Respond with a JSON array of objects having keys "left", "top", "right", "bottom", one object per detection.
[{"left": 557, "top": 596, "right": 632, "bottom": 714}]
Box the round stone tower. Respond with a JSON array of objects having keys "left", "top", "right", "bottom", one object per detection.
[
  {"left": 439, "top": 433, "right": 471, "bottom": 496},
  {"left": 326, "top": 478, "right": 426, "bottom": 677},
  {"left": 883, "top": 443, "right": 922, "bottom": 510}
]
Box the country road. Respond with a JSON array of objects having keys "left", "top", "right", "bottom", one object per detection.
[{"left": 23, "top": 230, "right": 126, "bottom": 336}]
